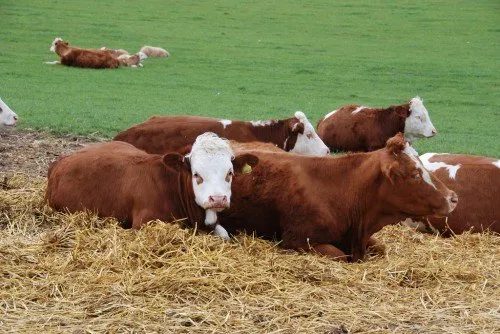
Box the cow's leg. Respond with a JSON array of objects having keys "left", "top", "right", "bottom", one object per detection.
[
  {"left": 311, "top": 244, "right": 348, "bottom": 262},
  {"left": 213, "top": 224, "right": 230, "bottom": 240}
]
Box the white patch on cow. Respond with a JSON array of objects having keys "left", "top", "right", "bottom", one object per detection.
[
  {"left": 290, "top": 111, "right": 330, "bottom": 156},
  {"left": 404, "top": 96, "right": 437, "bottom": 142},
  {"left": 351, "top": 106, "right": 367, "bottom": 114},
  {"left": 420, "top": 153, "right": 461, "bottom": 179},
  {"left": 323, "top": 109, "right": 337, "bottom": 120},
  {"left": 250, "top": 120, "right": 273, "bottom": 127},
  {"left": 0, "top": 98, "right": 19, "bottom": 126},
  {"left": 137, "top": 51, "right": 148, "bottom": 61},
  {"left": 493, "top": 160, "right": 500, "bottom": 168},
  {"left": 213, "top": 224, "right": 230, "bottom": 240},
  {"left": 187, "top": 132, "right": 234, "bottom": 210},
  {"left": 404, "top": 144, "right": 436, "bottom": 189},
  {"left": 50, "top": 37, "right": 63, "bottom": 52},
  {"left": 219, "top": 119, "right": 232, "bottom": 129},
  {"left": 205, "top": 209, "right": 218, "bottom": 225}
]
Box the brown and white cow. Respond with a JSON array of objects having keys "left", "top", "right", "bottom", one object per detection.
[
  {"left": 46, "top": 133, "right": 258, "bottom": 239},
  {"left": 113, "top": 112, "right": 330, "bottom": 156},
  {"left": 49, "top": 37, "right": 121, "bottom": 69},
  {"left": 317, "top": 97, "right": 437, "bottom": 152},
  {"left": 403, "top": 153, "right": 499, "bottom": 236},
  {"left": 0, "top": 98, "right": 19, "bottom": 126},
  {"left": 219, "top": 133, "right": 457, "bottom": 262}
]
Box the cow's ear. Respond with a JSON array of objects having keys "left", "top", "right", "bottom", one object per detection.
[
  {"left": 291, "top": 120, "right": 304, "bottom": 134},
  {"left": 63, "top": 42, "right": 69, "bottom": 46},
  {"left": 385, "top": 133, "right": 405, "bottom": 155},
  {"left": 233, "top": 154, "right": 259, "bottom": 175},
  {"left": 163, "top": 153, "right": 190, "bottom": 172},
  {"left": 381, "top": 161, "right": 400, "bottom": 184}
]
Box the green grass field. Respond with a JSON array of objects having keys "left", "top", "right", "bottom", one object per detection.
[{"left": 1, "top": 0, "right": 499, "bottom": 156}]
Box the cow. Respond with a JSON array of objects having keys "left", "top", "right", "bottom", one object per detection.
[
  {"left": 113, "top": 112, "right": 330, "bottom": 156},
  {"left": 117, "top": 52, "right": 148, "bottom": 68},
  {"left": 49, "top": 37, "right": 121, "bottom": 69},
  {"left": 139, "top": 45, "right": 170, "bottom": 57},
  {"left": 317, "top": 97, "right": 437, "bottom": 152},
  {"left": 0, "top": 98, "right": 19, "bottom": 126},
  {"left": 45, "top": 133, "right": 259, "bottom": 239},
  {"left": 218, "top": 133, "right": 457, "bottom": 262},
  {"left": 403, "top": 153, "right": 499, "bottom": 236}
]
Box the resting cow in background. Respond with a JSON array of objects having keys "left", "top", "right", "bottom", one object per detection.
[
  {"left": 317, "top": 97, "right": 437, "bottom": 152},
  {"left": 46, "top": 133, "right": 258, "bottom": 239},
  {"left": 114, "top": 112, "right": 330, "bottom": 156},
  {"left": 0, "top": 98, "right": 19, "bottom": 126},
  {"left": 49, "top": 37, "right": 120, "bottom": 69},
  {"left": 219, "top": 133, "right": 457, "bottom": 262},
  {"left": 404, "top": 153, "right": 499, "bottom": 236},
  {"left": 139, "top": 45, "right": 170, "bottom": 57}
]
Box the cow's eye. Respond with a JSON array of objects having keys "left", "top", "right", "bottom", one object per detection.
[
  {"left": 0, "top": 107, "right": 3, "bottom": 112},
  {"left": 413, "top": 172, "right": 421, "bottom": 180},
  {"left": 306, "top": 133, "right": 313, "bottom": 139},
  {"left": 193, "top": 173, "right": 203, "bottom": 184},
  {"left": 225, "top": 170, "right": 234, "bottom": 182}
]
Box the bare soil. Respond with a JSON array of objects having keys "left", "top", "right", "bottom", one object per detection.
[{"left": 0, "top": 129, "right": 101, "bottom": 178}]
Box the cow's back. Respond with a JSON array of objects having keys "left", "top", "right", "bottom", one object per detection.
[
  {"left": 423, "top": 154, "right": 500, "bottom": 235},
  {"left": 46, "top": 141, "right": 165, "bottom": 223},
  {"left": 114, "top": 116, "right": 254, "bottom": 154}
]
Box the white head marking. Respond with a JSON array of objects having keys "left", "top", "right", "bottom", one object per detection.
[
  {"left": 50, "top": 37, "right": 63, "bottom": 52},
  {"left": 0, "top": 98, "right": 19, "bottom": 126},
  {"left": 289, "top": 111, "right": 330, "bottom": 156},
  {"left": 404, "top": 144, "right": 436, "bottom": 189},
  {"left": 404, "top": 96, "right": 437, "bottom": 141},
  {"left": 187, "top": 132, "right": 234, "bottom": 211}
]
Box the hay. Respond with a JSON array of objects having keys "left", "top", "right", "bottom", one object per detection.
[{"left": 1, "top": 175, "right": 499, "bottom": 333}]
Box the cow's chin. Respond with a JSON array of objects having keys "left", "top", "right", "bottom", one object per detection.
[{"left": 204, "top": 205, "right": 229, "bottom": 212}]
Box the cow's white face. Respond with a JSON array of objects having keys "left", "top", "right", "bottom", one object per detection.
[
  {"left": 404, "top": 97, "right": 437, "bottom": 141},
  {"left": 187, "top": 133, "right": 234, "bottom": 211},
  {"left": 50, "top": 37, "right": 63, "bottom": 52},
  {"left": 290, "top": 111, "right": 330, "bottom": 156},
  {"left": 0, "top": 98, "right": 19, "bottom": 126}
]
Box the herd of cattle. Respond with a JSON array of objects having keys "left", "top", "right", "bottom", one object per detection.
[
  {"left": 1, "top": 94, "right": 498, "bottom": 261},
  {"left": 47, "top": 37, "right": 170, "bottom": 69}
]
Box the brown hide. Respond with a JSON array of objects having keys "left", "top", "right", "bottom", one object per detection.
[
  {"left": 46, "top": 141, "right": 204, "bottom": 229},
  {"left": 113, "top": 115, "right": 303, "bottom": 154},
  {"left": 55, "top": 40, "right": 120, "bottom": 69},
  {"left": 415, "top": 154, "right": 499, "bottom": 236},
  {"left": 317, "top": 103, "right": 409, "bottom": 152},
  {"left": 220, "top": 134, "right": 455, "bottom": 262}
]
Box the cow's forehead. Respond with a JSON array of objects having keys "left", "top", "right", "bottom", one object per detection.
[
  {"left": 409, "top": 97, "right": 429, "bottom": 116},
  {"left": 403, "top": 144, "right": 436, "bottom": 189},
  {"left": 294, "top": 111, "right": 313, "bottom": 128},
  {"left": 188, "top": 132, "right": 233, "bottom": 172}
]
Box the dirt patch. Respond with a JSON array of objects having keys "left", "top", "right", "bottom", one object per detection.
[{"left": 0, "top": 128, "right": 102, "bottom": 178}]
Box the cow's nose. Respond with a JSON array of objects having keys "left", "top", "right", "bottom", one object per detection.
[
  {"left": 208, "top": 195, "right": 228, "bottom": 205},
  {"left": 432, "top": 129, "right": 437, "bottom": 135},
  {"left": 13, "top": 115, "right": 18, "bottom": 121},
  {"left": 325, "top": 147, "right": 330, "bottom": 155}
]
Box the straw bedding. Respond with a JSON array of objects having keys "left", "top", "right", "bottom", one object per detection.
[{"left": 1, "top": 131, "right": 499, "bottom": 333}]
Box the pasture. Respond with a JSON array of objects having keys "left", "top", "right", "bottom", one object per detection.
[
  {"left": 1, "top": 0, "right": 500, "bottom": 332},
  {"left": 1, "top": 0, "right": 499, "bottom": 155}
]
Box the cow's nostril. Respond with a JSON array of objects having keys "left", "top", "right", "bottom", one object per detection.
[{"left": 432, "top": 129, "right": 437, "bottom": 135}]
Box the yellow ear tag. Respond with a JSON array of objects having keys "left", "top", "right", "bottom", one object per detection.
[{"left": 241, "top": 163, "right": 252, "bottom": 174}]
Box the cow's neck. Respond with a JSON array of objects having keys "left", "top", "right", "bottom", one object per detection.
[
  {"left": 247, "top": 119, "right": 290, "bottom": 150},
  {"left": 386, "top": 105, "right": 408, "bottom": 134},
  {"left": 174, "top": 172, "right": 206, "bottom": 230}
]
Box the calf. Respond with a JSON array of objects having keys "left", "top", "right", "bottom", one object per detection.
[
  {"left": 46, "top": 133, "right": 258, "bottom": 239},
  {"left": 114, "top": 112, "right": 330, "bottom": 156},
  {"left": 117, "top": 52, "right": 148, "bottom": 67},
  {"left": 49, "top": 37, "right": 120, "bottom": 69},
  {"left": 404, "top": 153, "right": 499, "bottom": 236},
  {"left": 317, "top": 97, "right": 437, "bottom": 152},
  {"left": 139, "top": 45, "right": 170, "bottom": 57},
  {"left": 0, "top": 98, "right": 19, "bottom": 126},
  {"left": 219, "top": 133, "right": 457, "bottom": 262}
]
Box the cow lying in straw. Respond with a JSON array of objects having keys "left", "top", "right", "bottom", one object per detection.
[
  {"left": 219, "top": 133, "right": 457, "bottom": 262},
  {"left": 401, "top": 153, "right": 499, "bottom": 236},
  {"left": 113, "top": 112, "right": 330, "bottom": 156},
  {"left": 46, "top": 133, "right": 259, "bottom": 239}
]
